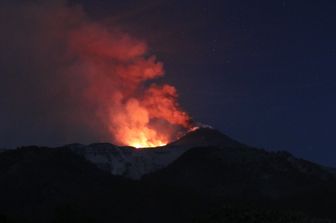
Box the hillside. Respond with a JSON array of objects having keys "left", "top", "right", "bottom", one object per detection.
[{"left": 0, "top": 129, "right": 335, "bottom": 222}]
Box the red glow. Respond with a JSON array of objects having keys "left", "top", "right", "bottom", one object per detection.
[{"left": 68, "top": 22, "right": 191, "bottom": 147}]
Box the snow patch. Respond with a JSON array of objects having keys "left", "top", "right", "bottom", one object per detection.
[{"left": 70, "top": 143, "right": 189, "bottom": 179}]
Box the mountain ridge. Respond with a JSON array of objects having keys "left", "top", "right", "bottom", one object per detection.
[
  {"left": 0, "top": 128, "right": 336, "bottom": 222},
  {"left": 1, "top": 127, "right": 335, "bottom": 179},
  {"left": 64, "top": 127, "right": 244, "bottom": 179}
]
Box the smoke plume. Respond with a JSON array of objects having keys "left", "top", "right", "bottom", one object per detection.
[{"left": 0, "top": 0, "right": 191, "bottom": 147}]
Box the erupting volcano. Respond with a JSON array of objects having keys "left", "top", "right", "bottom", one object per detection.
[
  {"left": 70, "top": 36, "right": 192, "bottom": 147},
  {"left": 67, "top": 14, "right": 192, "bottom": 148},
  {"left": 108, "top": 84, "right": 192, "bottom": 148},
  {"left": 0, "top": 1, "right": 193, "bottom": 148}
]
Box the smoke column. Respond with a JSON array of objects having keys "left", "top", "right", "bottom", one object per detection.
[{"left": 0, "top": 0, "right": 191, "bottom": 147}]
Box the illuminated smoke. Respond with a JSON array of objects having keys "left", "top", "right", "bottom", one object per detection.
[
  {"left": 0, "top": 1, "right": 192, "bottom": 147},
  {"left": 69, "top": 22, "right": 191, "bottom": 147}
]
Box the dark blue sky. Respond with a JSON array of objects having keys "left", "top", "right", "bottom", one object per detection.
[
  {"left": 1, "top": 0, "right": 335, "bottom": 166},
  {"left": 77, "top": 0, "right": 336, "bottom": 166}
]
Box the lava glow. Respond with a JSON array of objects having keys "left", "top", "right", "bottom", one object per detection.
[
  {"left": 107, "top": 84, "right": 191, "bottom": 148},
  {"left": 66, "top": 13, "right": 192, "bottom": 147},
  {"left": 10, "top": 1, "right": 193, "bottom": 148},
  {"left": 129, "top": 138, "right": 167, "bottom": 149}
]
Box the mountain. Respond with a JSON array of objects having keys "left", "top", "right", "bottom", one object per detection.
[
  {"left": 168, "top": 127, "right": 244, "bottom": 148},
  {"left": 0, "top": 147, "right": 130, "bottom": 222},
  {"left": 145, "top": 146, "right": 336, "bottom": 199},
  {"left": 0, "top": 128, "right": 336, "bottom": 222},
  {"left": 0, "top": 146, "right": 206, "bottom": 223},
  {"left": 144, "top": 130, "right": 336, "bottom": 219},
  {"left": 68, "top": 143, "right": 188, "bottom": 179},
  {"left": 68, "top": 127, "right": 245, "bottom": 179}
]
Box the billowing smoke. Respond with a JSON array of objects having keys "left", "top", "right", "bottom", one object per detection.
[{"left": 0, "top": 0, "right": 192, "bottom": 148}]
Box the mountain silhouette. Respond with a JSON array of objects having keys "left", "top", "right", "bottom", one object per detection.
[
  {"left": 0, "top": 128, "right": 335, "bottom": 222},
  {"left": 168, "top": 127, "right": 244, "bottom": 148}
]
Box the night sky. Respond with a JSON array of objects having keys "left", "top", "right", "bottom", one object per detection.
[{"left": 1, "top": 0, "right": 336, "bottom": 166}]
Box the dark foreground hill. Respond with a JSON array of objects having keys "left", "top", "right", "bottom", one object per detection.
[
  {"left": 144, "top": 146, "right": 336, "bottom": 219},
  {"left": 0, "top": 128, "right": 335, "bottom": 223},
  {"left": 0, "top": 147, "right": 206, "bottom": 223}
]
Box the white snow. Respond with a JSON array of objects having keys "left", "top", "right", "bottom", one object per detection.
[{"left": 70, "top": 143, "right": 190, "bottom": 179}]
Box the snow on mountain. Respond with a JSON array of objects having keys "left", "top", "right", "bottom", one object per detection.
[
  {"left": 69, "top": 143, "right": 189, "bottom": 179},
  {"left": 68, "top": 127, "right": 245, "bottom": 179}
]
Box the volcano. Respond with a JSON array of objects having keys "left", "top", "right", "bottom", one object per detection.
[
  {"left": 1, "top": 128, "right": 336, "bottom": 222},
  {"left": 67, "top": 127, "right": 245, "bottom": 179}
]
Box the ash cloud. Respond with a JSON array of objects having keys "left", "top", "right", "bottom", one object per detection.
[{"left": 0, "top": 0, "right": 191, "bottom": 147}]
